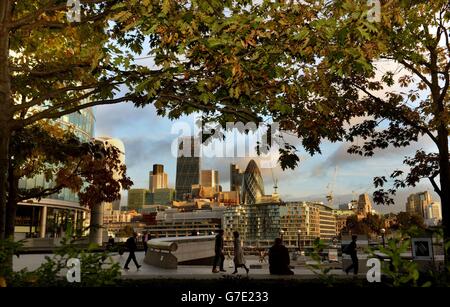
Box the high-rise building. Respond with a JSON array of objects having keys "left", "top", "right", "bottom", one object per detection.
[
  {"left": 241, "top": 160, "right": 264, "bottom": 205},
  {"left": 357, "top": 193, "right": 372, "bottom": 217},
  {"left": 200, "top": 170, "right": 219, "bottom": 192},
  {"left": 175, "top": 136, "right": 200, "bottom": 200},
  {"left": 149, "top": 164, "right": 168, "bottom": 192},
  {"left": 230, "top": 164, "right": 243, "bottom": 192},
  {"left": 406, "top": 191, "right": 433, "bottom": 218},
  {"left": 128, "top": 189, "right": 148, "bottom": 211}
]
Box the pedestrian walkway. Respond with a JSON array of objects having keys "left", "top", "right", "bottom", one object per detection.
[{"left": 13, "top": 251, "right": 363, "bottom": 280}]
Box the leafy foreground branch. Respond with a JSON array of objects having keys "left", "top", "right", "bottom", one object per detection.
[{"left": 1, "top": 237, "right": 120, "bottom": 287}]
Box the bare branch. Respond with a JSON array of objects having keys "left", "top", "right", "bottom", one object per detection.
[
  {"left": 17, "top": 94, "right": 140, "bottom": 128},
  {"left": 354, "top": 84, "right": 439, "bottom": 146}
]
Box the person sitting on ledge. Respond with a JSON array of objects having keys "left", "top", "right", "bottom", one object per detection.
[{"left": 269, "top": 238, "right": 294, "bottom": 275}]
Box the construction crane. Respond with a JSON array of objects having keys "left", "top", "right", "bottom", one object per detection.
[{"left": 326, "top": 166, "right": 338, "bottom": 207}]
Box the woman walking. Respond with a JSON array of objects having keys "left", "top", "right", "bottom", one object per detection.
[{"left": 232, "top": 231, "right": 249, "bottom": 274}]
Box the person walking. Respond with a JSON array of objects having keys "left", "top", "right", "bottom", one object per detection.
[
  {"left": 268, "top": 238, "right": 294, "bottom": 275},
  {"left": 344, "top": 235, "right": 359, "bottom": 275},
  {"left": 142, "top": 231, "right": 150, "bottom": 255},
  {"left": 124, "top": 232, "right": 141, "bottom": 270},
  {"left": 212, "top": 229, "right": 226, "bottom": 273},
  {"left": 232, "top": 231, "right": 249, "bottom": 274}
]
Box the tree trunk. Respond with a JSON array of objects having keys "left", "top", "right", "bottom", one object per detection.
[
  {"left": 0, "top": 131, "right": 8, "bottom": 239},
  {"left": 437, "top": 125, "right": 450, "bottom": 253},
  {"left": 5, "top": 158, "right": 18, "bottom": 239},
  {"left": 0, "top": 0, "right": 12, "bottom": 240}
]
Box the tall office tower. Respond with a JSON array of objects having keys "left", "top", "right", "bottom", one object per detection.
[
  {"left": 406, "top": 191, "right": 433, "bottom": 218},
  {"left": 230, "top": 164, "right": 243, "bottom": 192},
  {"left": 149, "top": 164, "right": 168, "bottom": 192},
  {"left": 127, "top": 189, "right": 148, "bottom": 211},
  {"left": 201, "top": 170, "right": 219, "bottom": 190},
  {"left": 241, "top": 159, "right": 265, "bottom": 205},
  {"left": 357, "top": 193, "right": 373, "bottom": 217},
  {"left": 175, "top": 136, "right": 201, "bottom": 200}
]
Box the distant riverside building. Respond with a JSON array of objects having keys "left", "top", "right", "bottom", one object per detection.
[
  {"left": 338, "top": 202, "right": 356, "bottom": 210},
  {"left": 333, "top": 209, "right": 355, "bottom": 235},
  {"left": 241, "top": 160, "right": 265, "bottom": 205},
  {"left": 217, "top": 191, "right": 240, "bottom": 206},
  {"left": 357, "top": 193, "right": 373, "bottom": 218},
  {"left": 426, "top": 202, "right": 442, "bottom": 220},
  {"left": 175, "top": 136, "right": 200, "bottom": 200},
  {"left": 153, "top": 188, "right": 176, "bottom": 205},
  {"left": 406, "top": 191, "right": 433, "bottom": 218},
  {"left": 230, "top": 164, "right": 243, "bottom": 192},
  {"left": 128, "top": 189, "right": 148, "bottom": 211},
  {"left": 280, "top": 202, "right": 338, "bottom": 247},
  {"left": 223, "top": 203, "right": 281, "bottom": 247},
  {"left": 200, "top": 170, "right": 220, "bottom": 192},
  {"left": 149, "top": 164, "right": 168, "bottom": 192}
]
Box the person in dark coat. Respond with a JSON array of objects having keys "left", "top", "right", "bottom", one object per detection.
[
  {"left": 124, "top": 232, "right": 141, "bottom": 270},
  {"left": 212, "top": 229, "right": 226, "bottom": 273},
  {"left": 269, "top": 238, "right": 294, "bottom": 275},
  {"left": 344, "top": 235, "right": 359, "bottom": 275},
  {"left": 232, "top": 231, "right": 249, "bottom": 274},
  {"left": 142, "top": 232, "right": 150, "bottom": 255}
]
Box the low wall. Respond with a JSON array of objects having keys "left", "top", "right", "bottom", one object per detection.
[{"left": 144, "top": 235, "right": 216, "bottom": 269}]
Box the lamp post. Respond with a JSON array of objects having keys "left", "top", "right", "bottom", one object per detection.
[
  {"left": 280, "top": 229, "right": 285, "bottom": 242},
  {"left": 297, "top": 230, "right": 301, "bottom": 252},
  {"left": 380, "top": 228, "right": 386, "bottom": 248}
]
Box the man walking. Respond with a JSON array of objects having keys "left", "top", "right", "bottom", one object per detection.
[
  {"left": 344, "top": 235, "right": 359, "bottom": 275},
  {"left": 124, "top": 232, "right": 141, "bottom": 270},
  {"left": 212, "top": 229, "right": 226, "bottom": 273}
]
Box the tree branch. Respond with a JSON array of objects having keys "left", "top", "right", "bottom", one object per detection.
[
  {"left": 354, "top": 84, "right": 439, "bottom": 145},
  {"left": 429, "top": 173, "right": 442, "bottom": 197},
  {"left": 17, "top": 94, "right": 140, "bottom": 128},
  {"left": 8, "top": 0, "right": 113, "bottom": 30}
]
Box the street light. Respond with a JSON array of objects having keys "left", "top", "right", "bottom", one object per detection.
[
  {"left": 380, "top": 228, "right": 386, "bottom": 248},
  {"left": 280, "top": 229, "right": 285, "bottom": 242},
  {"left": 297, "top": 230, "right": 301, "bottom": 252}
]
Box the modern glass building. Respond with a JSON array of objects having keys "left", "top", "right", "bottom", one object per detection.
[
  {"left": 15, "top": 108, "right": 95, "bottom": 240},
  {"left": 241, "top": 160, "right": 265, "bottom": 205},
  {"left": 223, "top": 203, "right": 281, "bottom": 247},
  {"left": 175, "top": 136, "right": 200, "bottom": 200}
]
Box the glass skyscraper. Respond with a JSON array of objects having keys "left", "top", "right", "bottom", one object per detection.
[
  {"left": 241, "top": 159, "right": 265, "bottom": 205},
  {"left": 175, "top": 136, "right": 200, "bottom": 200}
]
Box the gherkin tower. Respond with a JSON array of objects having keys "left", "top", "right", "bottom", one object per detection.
[{"left": 241, "top": 160, "right": 264, "bottom": 205}]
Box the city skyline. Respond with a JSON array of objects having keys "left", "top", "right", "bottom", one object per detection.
[{"left": 95, "top": 104, "right": 439, "bottom": 214}]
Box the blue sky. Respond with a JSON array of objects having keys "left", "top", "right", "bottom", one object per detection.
[{"left": 94, "top": 100, "right": 439, "bottom": 214}]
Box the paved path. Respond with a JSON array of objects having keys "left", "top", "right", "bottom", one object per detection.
[{"left": 13, "top": 252, "right": 360, "bottom": 280}]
